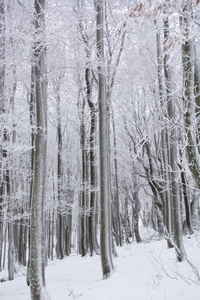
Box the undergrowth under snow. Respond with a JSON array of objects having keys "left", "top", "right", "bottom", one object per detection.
[{"left": 1, "top": 230, "right": 200, "bottom": 300}]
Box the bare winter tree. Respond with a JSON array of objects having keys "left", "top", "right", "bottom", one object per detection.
[
  {"left": 29, "top": 0, "right": 50, "bottom": 299},
  {"left": 95, "top": 0, "right": 114, "bottom": 278}
]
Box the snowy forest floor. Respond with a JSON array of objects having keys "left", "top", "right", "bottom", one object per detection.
[{"left": 1, "top": 229, "right": 200, "bottom": 300}]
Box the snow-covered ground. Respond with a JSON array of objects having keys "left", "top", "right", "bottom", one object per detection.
[{"left": 1, "top": 231, "right": 200, "bottom": 300}]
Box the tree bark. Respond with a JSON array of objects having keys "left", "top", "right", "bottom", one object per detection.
[
  {"left": 180, "top": 6, "right": 200, "bottom": 190},
  {"left": 164, "top": 16, "right": 185, "bottom": 262},
  {"left": 95, "top": 0, "right": 114, "bottom": 279},
  {"left": 55, "top": 79, "right": 65, "bottom": 260},
  {"left": 29, "top": 1, "right": 50, "bottom": 299},
  {"left": 155, "top": 18, "right": 173, "bottom": 247},
  {"left": 0, "top": 0, "right": 5, "bottom": 273}
]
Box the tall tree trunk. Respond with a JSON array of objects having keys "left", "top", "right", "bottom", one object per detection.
[
  {"left": 155, "top": 19, "right": 173, "bottom": 247},
  {"left": 55, "top": 79, "right": 65, "bottom": 260},
  {"left": 0, "top": 0, "right": 5, "bottom": 273},
  {"left": 29, "top": 1, "right": 50, "bottom": 299},
  {"left": 78, "top": 20, "right": 99, "bottom": 255},
  {"left": 79, "top": 103, "right": 88, "bottom": 256},
  {"left": 164, "top": 16, "right": 185, "bottom": 262},
  {"left": 194, "top": 45, "right": 200, "bottom": 153},
  {"left": 111, "top": 105, "right": 122, "bottom": 246},
  {"left": 95, "top": 0, "right": 114, "bottom": 279},
  {"left": 180, "top": 6, "right": 200, "bottom": 189},
  {"left": 132, "top": 180, "right": 141, "bottom": 243},
  {"left": 27, "top": 63, "right": 36, "bottom": 286},
  {"left": 180, "top": 166, "right": 193, "bottom": 235}
]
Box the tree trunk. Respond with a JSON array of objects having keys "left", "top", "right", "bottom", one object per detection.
[
  {"left": 55, "top": 80, "right": 65, "bottom": 260},
  {"left": 194, "top": 45, "right": 200, "bottom": 153},
  {"left": 88, "top": 100, "right": 99, "bottom": 255},
  {"left": 95, "top": 0, "right": 114, "bottom": 279},
  {"left": 29, "top": 1, "right": 50, "bottom": 299},
  {"left": 179, "top": 165, "right": 193, "bottom": 235},
  {"left": 111, "top": 105, "right": 122, "bottom": 246},
  {"left": 80, "top": 109, "right": 88, "bottom": 257},
  {"left": 164, "top": 16, "right": 185, "bottom": 262},
  {"left": 180, "top": 7, "right": 200, "bottom": 189},
  {"left": 0, "top": 0, "right": 5, "bottom": 273},
  {"left": 155, "top": 18, "right": 173, "bottom": 247},
  {"left": 132, "top": 181, "right": 141, "bottom": 243}
]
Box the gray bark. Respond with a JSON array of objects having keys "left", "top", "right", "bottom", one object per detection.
[
  {"left": 95, "top": 0, "right": 114, "bottom": 279},
  {"left": 132, "top": 181, "right": 141, "bottom": 243},
  {"left": 111, "top": 104, "right": 122, "bottom": 246},
  {"left": 0, "top": 0, "right": 5, "bottom": 272},
  {"left": 164, "top": 16, "right": 185, "bottom": 261},
  {"left": 55, "top": 79, "right": 65, "bottom": 260},
  {"left": 155, "top": 19, "right": 173, "bottom": 247},
  {"left": 194, "top": 46, "right": 200, "bottom": 152},
  {"left": 180, "top": 6, "right": 200, "bottom": 190},
  {"left": 29, "top": 1, "right": 50, "bottom": 299}
]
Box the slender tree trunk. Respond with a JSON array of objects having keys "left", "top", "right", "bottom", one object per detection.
[
  {"left": 155, "top": 19, "right": 173, "bottom": 247},
  {"left": 180, "top": 7, "right": 200, "bottom": 189},
  {"left": 164, "top": 16, "right": 185, "bottom": 262},
  {"left": 180, "top": 169, "right": 193, "bottom": 235},
  {"left": 55, "top": 80, "right": 65, "bottom": 260},
  {"left": 111, "top": 105, "right": 122, "bottom": 246},
  {"left": 88, "top": 101, "right": 98, "bottom": 255},
  {"left": 27, "top": 63, "right": 36, "bottom": 286},
  {"left": 82, "top": 33, "right": 99, "bottom": 255},
  {"left": 0, "top": 0, "right": 5, "bottom": 273},
  {"left": 95, "top": 0, "right": 114, "bottom": 279},
  {"left": 80, "top": 108, "right": 88, "bottom": 256},
  {"left": 123, "top": 196, "right": 131, "bottom": 244},
  {"left": 29, "top": 1, "right": 50, "bottom": 299},
  {"left": 132, "top": 180, "right": 141, "bottom": 243},
  {"left": 194, "top": 45, "right": 200, "bottom": 152}
]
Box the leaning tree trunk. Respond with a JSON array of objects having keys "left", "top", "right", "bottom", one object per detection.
[
  {"left": 95, "top": 0, "right": 114, "bottom": 279},
  {"left": 29, "top": 1, "right": 50, "bottom": 299}
]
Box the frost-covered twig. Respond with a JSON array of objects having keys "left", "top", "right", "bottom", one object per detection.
[{"left": 148, "top": 253, "right": 178, "bottom": 281}]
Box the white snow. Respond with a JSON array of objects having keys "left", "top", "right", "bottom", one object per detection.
[{"left": 1, "top": 231, "right": 200, "bottom": 300}]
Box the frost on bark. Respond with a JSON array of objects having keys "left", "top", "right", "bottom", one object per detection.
[
  {"left": 180, "top": 6, "right": 200, "bottom": 190},
  {"left": 77, "top": 13, "right": 99, "bottom": 255},
  {"left": 0, "top": 0, "right": 5, "bottom": 273},
  {"left": 155, "top": 18, "right": 173, "bottom": 247},
  {"left": 95, "top": 0, "right": 114, "bottom": 279},
  {"left": 164, "top": 16, "right": 185, "bottom": 262},
  {"left": 29, "top": 0, "right": 50, "bottom": 299},
  {"left": 55, "top": 78, "right": 65, "bottom": 260},
  {"left": 0, "top": 0, "right": 15, "bottom": 278},
  {"left": 194, "top": 46, "right": 200, "bottom": 152}
]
